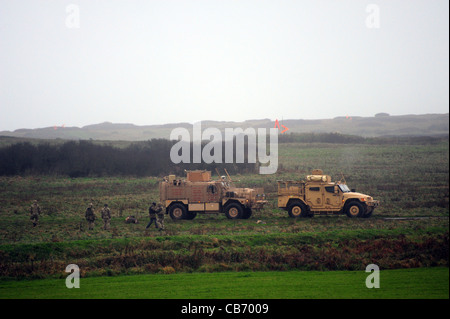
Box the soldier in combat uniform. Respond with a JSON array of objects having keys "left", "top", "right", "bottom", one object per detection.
[
  {"left": 155, "top": 203, "right": 165, "bottom": 231},
  {"left": 85, "top": 203, "right": 96, "bottom": 230},
  {"left": 30, "top": 200, "right": 41, "bottom": 227},
  {"left": 146, "top": 202, "right": 158, "bottom": 229},
  {"left": 125, "top": 215, "right": 139, "bottom": 224},
  {"left": 101, "top": 204, "right": 111, "bottom": 230}
]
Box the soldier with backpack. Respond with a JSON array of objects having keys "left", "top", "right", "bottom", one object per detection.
[
  {"left": 85, "top": 203, "right": 96, "bottom": 230},
  {"left": 101, "top": 204, "right": 111, "bottom": 230}
]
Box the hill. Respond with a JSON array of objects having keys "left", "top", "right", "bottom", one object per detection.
[{"left": 0, "top": 113, "right": 448, "bottom": 141}]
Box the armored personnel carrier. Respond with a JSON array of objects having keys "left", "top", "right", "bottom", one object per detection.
[
  {"left": 278, "top": 169, "right": 379, "bottom": 218},
  {"left": 160, "top": 170, "right": 267, "bottom": 220}
]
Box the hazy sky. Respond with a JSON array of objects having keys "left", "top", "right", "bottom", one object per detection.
[{"left": 0, "top": 0, "right": 448, "bottom": 131}]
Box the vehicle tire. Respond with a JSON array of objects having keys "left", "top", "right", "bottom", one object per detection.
[
  {"left": 224, "top": 203, "right": 244, "bottom": 219},
  {"left": 288, "top": 202, "right": 308, "bottom": 218},
  {"left": 242, "top": 208, "right": 252, "bottom": 219},
  {"left": 169, "top": 203, "right": 187, "bottom": 220},
  {"left": 345, "top": 201, "right": 365, "bottom": 218},
  {"left": 185, "top": 211, "right": 197, "bottom": 220}
]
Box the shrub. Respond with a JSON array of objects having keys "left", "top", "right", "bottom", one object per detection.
[{"left": 159, "top": 266, "right": 176, "bottom": 274}]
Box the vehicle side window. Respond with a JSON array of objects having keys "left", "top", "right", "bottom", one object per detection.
[
  {"left": 309, "top": 187, "right": 320, "bottom": 191},
  {"left": 207, "top": 185, "right": 217, "bottom": 194},
  {"left": 325, "top": 186, "right": 334, "bottom": 193}
]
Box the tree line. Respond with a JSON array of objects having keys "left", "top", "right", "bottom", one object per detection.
[
  {"left": 0, "top": 139, "right": 256, "bottom": 177},
  {"left": 1, "top": 133, "right": 447, "bottom": 177}
]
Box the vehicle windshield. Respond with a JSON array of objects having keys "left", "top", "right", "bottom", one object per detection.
[{"left": 339, "top": 184, "right": 350, "bottom": 193}]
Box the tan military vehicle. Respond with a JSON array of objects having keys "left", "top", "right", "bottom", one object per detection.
[
  {"left": 278, "top": 169, "right": 379, "bottom": 218},
  {"left": 160, "top": 170, "right": 267, "bottom": 220}
]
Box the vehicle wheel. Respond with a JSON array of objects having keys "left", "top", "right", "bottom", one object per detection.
[
  {"left": 288, "top": 202, "right": 308, "bottom": 218},
  {"left": 345, "top": 202, "right": 365, "bottom": 218},
  {"left": 242, "top": 208, "right": 252, "bottom": 219},
  {"left": 225, "top": 203, "right": 244, "bottom": 219},
  {"left": 185, "top": 211, "right": 197, "bottom": 220},
  {"left": 169, "top": 203, "right": 187, "bottom": 220}
]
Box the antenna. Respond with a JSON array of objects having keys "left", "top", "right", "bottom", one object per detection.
[
  {"left": 224, "top": 168, "right": 232, "bottom": 182},
  {"left": 215, "top": 168, "right": 221, "bottom": 179},
  {"left": 340, "top": 173, "right": 347, "bottom": 184}
]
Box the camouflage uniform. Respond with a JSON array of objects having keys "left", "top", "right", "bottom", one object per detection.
[
  {"left": 30, "top": 200, "right": 41, "bottom": 227},
  {"left": 146, "top": 203, "right": 158, "bottom": 229},
  {"left": 101, "top": 204, "right": 111, "bottom": 230},
  {"left": 155, "top": 203, "right": 165, "bottom": 231},
  {"left": 125, "top": 216, "right": 139, "bottom": 224},
  {"left": 85, "top": 203, "right": 96, "bottom": 230}
]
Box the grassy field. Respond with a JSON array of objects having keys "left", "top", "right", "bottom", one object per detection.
[
  {"left": 0, "top": 267, "right": 448, "bottom": 299},
  {"left": 0, "top": 141, "right": 448, "bottom": 298}
]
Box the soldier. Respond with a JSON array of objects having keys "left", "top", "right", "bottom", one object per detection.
[
  {"left": 125, "top": 215, "right": 139, "bottom": 224},
  {"left": 101, "top": 204, "right": 111, "bottom": 230},
  {"left": 85, "top": 203, "right": 96, "bottom": 230},
  {"left": 30, "top": 200, "right": 41, "bottom": 227},
  {"left": 146, "top": 202, "right": 158, "bottom": 229},
  {"left": 155, "top": 203, "right": 165, "bottom": 231}
]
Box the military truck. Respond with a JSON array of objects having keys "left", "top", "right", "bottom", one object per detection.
[
  {"left": 278, "top": 169, "right": 379, "bottom": 218},
  {"left": 160, "top": 170, "right": 267, "bottom": 220}
]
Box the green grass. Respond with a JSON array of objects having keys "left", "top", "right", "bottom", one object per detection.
[
  {"left": 0, "top": 222, "right": 447, "bottom": 279},
  {"left": 0, "top": 267, "right": 447, "bottom": 299}
]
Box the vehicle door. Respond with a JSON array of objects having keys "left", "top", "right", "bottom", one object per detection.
[
  {"left": 324, "top": 185, "right": 341, "bottom": 209},
  {"left": 306, "top": 186, "right": 323, "bottom": 209}
]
